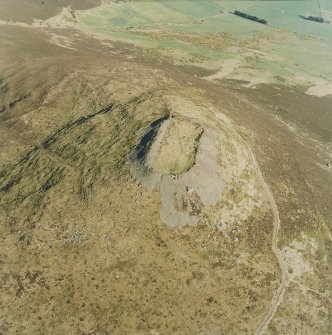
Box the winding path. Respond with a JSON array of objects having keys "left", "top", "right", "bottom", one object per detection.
[
  {"left": 243, "top": 136, "right": 288, "bottom": 335},
  {"left": 214, "top": 112, "right": 288, "bottom": 335}
]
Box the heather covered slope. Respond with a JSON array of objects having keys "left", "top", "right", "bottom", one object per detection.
[
  {"left": 0, "top": 1, "right": 331, "bottom": 335},
  {"left": 0, "top": 0, "right": 101, "bottom": 23},
  {"left": 0, "top": 49, "right": 280, "bottom": 334}
]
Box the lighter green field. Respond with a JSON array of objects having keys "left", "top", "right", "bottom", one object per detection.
[{"left": 76, "top": 0, "right": 332, "bottom": 94}]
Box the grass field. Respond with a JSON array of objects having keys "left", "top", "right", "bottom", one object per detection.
[{"left": 76, "top": 1, "right": 332, "bottom": 94}]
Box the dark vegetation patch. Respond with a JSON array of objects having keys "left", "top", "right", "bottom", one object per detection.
[
  {"left": 9, "top": 93, "right": 30, "bottom": 108},
  {"left": 42, "top": 102, "right": 116, "bottom": 149},
  {"left": 233, "top": 10, "right": 268, "bottom": 25},
  {"left": 299, "top": 15, "right": 330, "bottom": 24},
  {"left": 238, "top": 83, "right": 332, "bottom": 143},
  {"left": 0, "top": 76, "right": 9, "bottom": 95}
]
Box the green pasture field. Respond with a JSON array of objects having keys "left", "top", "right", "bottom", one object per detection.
[{"left": 76, "top": 1, "right": 332, "bottom": 84}]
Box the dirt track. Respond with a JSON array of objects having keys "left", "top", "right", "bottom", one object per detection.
[
  {"left": 214, "top": 111, "right": 288, "bottom": 335},
  {"left": 245, "top": 136, "right": 288, "bottom": 335}
]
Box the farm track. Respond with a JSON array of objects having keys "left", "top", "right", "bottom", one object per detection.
[{"left": 214, "top": 111, "right": 288, "bottom": 335}]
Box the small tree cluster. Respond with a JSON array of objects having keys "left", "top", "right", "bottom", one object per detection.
[
  {"left": 233, "top": 10, "right": 268, "bottom": 25},
  {"left": 305, "top": 16, "right": 325, "bottom": 23}
]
